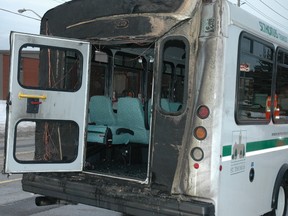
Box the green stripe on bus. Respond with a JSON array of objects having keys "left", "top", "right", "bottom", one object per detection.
[
  {"left": 222, "top": 145, "right": 232, "bottom": 157},
  {"left": 247, "top": 138, "right": 288, "bottom": 152},
  {"left": 222, "top": 138, "right": 288, "bottom": 157}
]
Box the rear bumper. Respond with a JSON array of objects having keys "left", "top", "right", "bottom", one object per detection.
[{"left": 22, "top": 173, "right": 215, "bottom": 216}]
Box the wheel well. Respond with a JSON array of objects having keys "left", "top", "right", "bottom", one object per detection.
[{"left": 271, "top": 163, "right": 288, "bottom": 209}]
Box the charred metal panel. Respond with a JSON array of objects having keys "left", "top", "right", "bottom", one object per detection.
[
  {"left": 65, "top": 16, "right": 152, "bottom": 39},
  {"left": 41, "top": 0, "right": 183, "bottom": 37},
  {"left": 40, "top": 0, "right": 199, "bottom": 40},
  {"left": 172, "top": 1, "right": 225, "bottom": 199},
  {"left": 151, "top": 114, "right": 187, "bottom": 189},
  {"left": 150, "top": 8, "right": 203, "bottom": 191},
  {"left": 22, "top": 173, "right": 215, "bottom": 215},
  {"left": 45, "top": 0, "right": 185, "bottom": 21},
  {"left": 149, "top": 0, "right": 208, "bottom": 194},
  {"left": 42, "top": 16, "right": 176, "bottom": 40},
  {"left": 183, "top": 37, "right": 224, "bottom": 198}
]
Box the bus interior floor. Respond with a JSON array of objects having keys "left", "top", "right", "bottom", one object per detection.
[{"left": 84, "top": 144, "right": 148, "bottom": 180}]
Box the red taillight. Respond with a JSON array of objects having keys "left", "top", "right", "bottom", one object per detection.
[{"left": 197, "top": 105, "right": 210, "bottom": 119}]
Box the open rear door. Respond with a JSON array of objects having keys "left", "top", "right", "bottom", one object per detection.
[{"left": 4, "top": 32, "right": 90, "bottom": 173}]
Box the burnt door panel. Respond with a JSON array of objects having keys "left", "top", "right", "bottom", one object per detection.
[{"left": 151, "top": 37, "right": 189, "bottom": 190}]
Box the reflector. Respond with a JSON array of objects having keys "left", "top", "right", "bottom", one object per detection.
[{"left": 191, "top": 147, "right": 204, "bottom": 161}]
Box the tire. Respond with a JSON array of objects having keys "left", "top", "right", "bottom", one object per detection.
[{"left": 274, "top": 183, "right": 288, "bottom": 216}]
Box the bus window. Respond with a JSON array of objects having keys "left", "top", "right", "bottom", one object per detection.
[
  {"left": 236, "top": 34, "right": 274, "bottom": 123},
  {"left": 113, "top": 52, "right": 145, "bottom": 100},
  {"left": 275, "top": 48, "right": 288, "bottom": 123},
  {"left": 89, "top": 63, "right": 106, "bottom": 96},
  {"left": 88, "top": 49, "right": 109, "bottom": 97},
  {"left": 19, "top": 45, "right": 83, "bottom": 91},
  {"left": 160, "top": 39, "right": 187, "bottom": 113}
]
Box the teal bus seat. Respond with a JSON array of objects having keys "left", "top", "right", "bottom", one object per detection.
[
  {"left": 160, "top": 98, "right": 182, "bottom": 112},
  {"left": 87, "top": 125, "right": 129, "bottom": 145},
  {"left": 87, "top": 96, "right": 129, "bottom": 145},
  {"left": 109, "top": 126, "right": 130, "bottom": 145},
  {"left": 89, "top": 95, "right": 116, "bottom": 126},
  {"left": 169, "top": 102, "right": 182, "bottom": 112},
  {"left": 117, "top": 97, "right": 149, "bottom": 144},
  {"left": 160, "top": 98, "right": 170, "bottom": 112},
  {"left": 87, "top": 125, "right": 111, "bottom": 144}
]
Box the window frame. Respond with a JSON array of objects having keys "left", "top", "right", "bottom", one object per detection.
[
  {"left": 18, "top": 43, "right": 84, "bottom": 92},
  {"left": 273, "top": 47, "right": 288, "bottom": 124},
  {"left": 158, "top": 36, "right": 189, "bottom": 115},
  {"left": 235, "top": 32, "right": 275, "bottom": 125}
]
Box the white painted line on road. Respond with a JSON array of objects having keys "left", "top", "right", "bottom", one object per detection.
[{"left": 0, "top": 178, "right": 21, "bottom": 184}]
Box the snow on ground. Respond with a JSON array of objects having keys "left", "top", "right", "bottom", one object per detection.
[
  {"left": 0, "top": 100, "right": 6, "bottom": 140},
  {"left": 0, "top": 100, "right": 5, "bottom": 124}
]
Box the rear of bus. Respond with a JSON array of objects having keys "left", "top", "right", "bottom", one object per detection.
[{"left": 4, "top": 0, "right": 227, "bottom": 215}]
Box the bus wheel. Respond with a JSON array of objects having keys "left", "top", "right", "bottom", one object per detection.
[{"left": 274, "top": 183, "right": 287, "bottom": 216}]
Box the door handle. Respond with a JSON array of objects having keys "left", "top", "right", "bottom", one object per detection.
[{"left": 18, "top": 92, "right": 47, "bottom": 100}]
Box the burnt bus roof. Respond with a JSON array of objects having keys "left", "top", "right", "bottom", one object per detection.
[{"left": 40, "top": 0, "right": 197, "bottom": 42}]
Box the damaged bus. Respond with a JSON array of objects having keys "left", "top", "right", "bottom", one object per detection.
[{"left": 4, "top": 0, "right": 288, "bottom": 215}]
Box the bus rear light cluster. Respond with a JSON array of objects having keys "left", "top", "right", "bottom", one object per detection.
[{"left": 191, "top": 105, "right": 210, "bottom": 168}]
